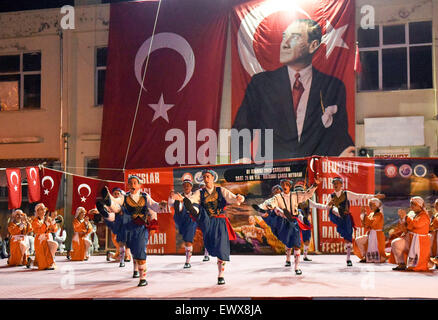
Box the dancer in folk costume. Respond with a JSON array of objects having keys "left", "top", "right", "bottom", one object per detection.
[
  {"left": 353, "top": 198, "right": 388, "bottom": 263},
  {"left": 169, "top": 179, "right": 207, "bottom": 268},
  {"left": 27, "top": 203, "right": 58, "bottom": 270},
  {"left": 69, "top": 207, "right": 93, "bottom": 261},
  {"left": 7, "top": 209, "right": 32, "bottom": 266},
  {"left": 294, "top": 181, "right": 319, "bottom": 262},
  {"left": 100, "top": 188, "right": 132, "bottom": 267},
  {"left": 324, "top": 176, "right": 384, "bottom": 267},
  {"left": 172, "top": 169, "right": 245, "bottom": 285},
  {"left": 253, "top": 178, "right": 321, "bottom": 274},
  {"left": 97, "top": 175, "right": 166, "bottom": 286},
  {"left": 390, "top": 196, "right": 432, "bottom": 271},
  {"left": 430, "top": 199, "right": 438, "bottom": 267}
]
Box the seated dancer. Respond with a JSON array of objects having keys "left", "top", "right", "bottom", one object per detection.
[
  {"left": 353, "top": 198, "right": 388, "bottom": 263},
  {"left": 430, "top": 199, "right": 438, "bottom": 267},
  {"left": 96, "top": 175, "right": 166, "bottom": 286},
  {"left": 100, "top": 187, "right": 131, "bottom": 267},
  {"left": 253, "top": 178, "right": 321, "bottom": 275},
  {"left": 172, "top": 169, "right": 245, "bottom": 285},
  {"left": 169, "top": 178, "right": 200, "bottom": 269},
  {"left": 69, "top": 207, "right": 93, "bottom": 261},
  {"left": 390, "top": 196, "right": 432, "bottom": 271},
  {"left": 325, "top": 176, "right": 384, "bottom": 267},
  {"left": 27, "top": 203, "right": 58, "bottom": 270},
  {"left": 7, "top": 209, "right": 32, "bottom": 266}
]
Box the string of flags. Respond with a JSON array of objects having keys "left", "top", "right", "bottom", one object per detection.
[{"left": 4, "top": 165, "right": 125, "bottom": 215}]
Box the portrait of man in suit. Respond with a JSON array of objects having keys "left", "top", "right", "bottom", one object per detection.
[{"left": 232, "top": 18, "right": 355, "bottom": 161}]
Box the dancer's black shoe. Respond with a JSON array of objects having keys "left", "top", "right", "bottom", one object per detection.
[{"left": 217, "top": 277, "right": 225, "bottom": 285}]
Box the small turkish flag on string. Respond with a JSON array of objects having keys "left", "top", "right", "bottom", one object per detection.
[
  {"left": 72, "top": 175, "right": 101, "bottom": 214},
  {"left": 6, "top": 168, "right": 22, "bottom": 210},
  {"left": 40, "top": 167, "right": 63, "bottom": 212},
  {"left": 26, "top": 166, "right": 41, "bottom": 203}
]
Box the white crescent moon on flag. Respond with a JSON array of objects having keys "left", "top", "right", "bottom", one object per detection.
[
  {"left": 41, "top": 176, "right": 55, "bottom": 190},
  {"left": 29, "top": 167, "right": 38, "bottom": 181},
  {"left": 78, "top": 183, "right": 92, "bottom": 197},
  {"left": 10, "top": 171, "right": 19, "bottom": 185},
  {"left": 309, "top": 158, "right": 315, "bottom": 173},
  {"left": 134, "top": 32, "right": 195, "bottom": 93},
  {"left": 237, "top": 1, "right": 311, "bottom": 76}
]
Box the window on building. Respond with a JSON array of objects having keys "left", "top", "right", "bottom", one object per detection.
[
  {"left": 85, "top": 157, "right": 99, "bottom": 177},
  {"left": 0, "top": 51, "right": 41, "bottom": 110},
  {"left": 95, "top": 47, "right": 107, "bottom": 106},
  {"left": 357, "top": 21, "right": 432, "bottom": 91}
]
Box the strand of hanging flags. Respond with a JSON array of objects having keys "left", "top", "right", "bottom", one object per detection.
[{"left": 4, "top": 165, "right": 125, "bottom": 215}]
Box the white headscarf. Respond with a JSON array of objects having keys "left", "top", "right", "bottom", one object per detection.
[
  {"left": 11, "top": 209, "right": 23, "bottom": 220},
  {"left": 368, "top": 198, "right": 382, "bottom": 209},
  {"left": 75, "top": 207, "right": 86, "bottom": 219},
  {"left": 410, "top": 196, "right": 426, "bottom": 210},
  {"left": 34, "top": 203, "right": 47, "bottom": 216}
]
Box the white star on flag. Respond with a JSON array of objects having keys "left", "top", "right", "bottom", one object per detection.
[
  {"left": 33, "top": 180, "right": 37, "bottom": 186},
  {"left": 81, "top": 196, "right": 87, "bottom": 202},
  {"left": 321, "top": 21, "right": 349, "bottom": 58},
  {"left": 44, "top": 189, "right": 50, "bottom": 195},
  {"left": 148, "top": 94, "right": 174, "bottom": 123},
  {"left": 14, "top": 186, "right": 18, "bottom": 191}
]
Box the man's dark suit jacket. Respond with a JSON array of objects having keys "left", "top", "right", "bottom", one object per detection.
[{"left": 232, "top": 65, "right": 354, "bottom": 160}]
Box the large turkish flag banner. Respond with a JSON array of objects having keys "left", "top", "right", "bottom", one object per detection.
[{"left": 99, "top": 0, "right": 230, "bottom": 181}]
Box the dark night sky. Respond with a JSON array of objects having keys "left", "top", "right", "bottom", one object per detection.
[{"left": 0, "top": 0, "right": 134, "bottom": 13}]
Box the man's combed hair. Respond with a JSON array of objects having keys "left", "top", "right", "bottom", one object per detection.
[{"left": 296, "top": 18, "right": 322, "bottom": 44}]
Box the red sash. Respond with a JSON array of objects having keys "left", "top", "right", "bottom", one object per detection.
[
  {"left": 291, "top": 216, "right": 312, "bottom": 231},
  {"left": 213, "top": 214, "right": 236, "bottom": 241}
]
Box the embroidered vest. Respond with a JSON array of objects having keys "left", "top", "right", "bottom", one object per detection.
[
  {"left": 331, "top": 191, "right": 349, "bottom": 217},
  {"left": 200, "top": 187, "right": 227, "bottom": 217},
  {"left": 124, "top": 192, "right": 149, "bottom": 222}
]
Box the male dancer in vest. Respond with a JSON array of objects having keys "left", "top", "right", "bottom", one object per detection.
[
  {"left": 253, "top": 178, "right": 321, "bottom": 274},
  {"left": 97, "top": 175, "right": 166, "bottom": 286},
  {"left": 325, "top": 177, "right": 385, "bottom": 266},
  {"left": 172, "top": 169, "right": 245, "bottom": 285}
]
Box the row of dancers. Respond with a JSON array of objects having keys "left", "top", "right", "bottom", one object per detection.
[{"left": 5, "top": 170, "right": 438, "bottom": 287}]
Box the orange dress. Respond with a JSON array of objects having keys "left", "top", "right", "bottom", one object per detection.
[
  {"left": 7, "top": 221, "right": 32, "bottom": 266},
  {"left": 32, "top": 217, "right": 58, "bottom": 270},
  {"left": 110, "top": 232, "right": 132, "bottom": 261},
  {"left": 406, "top": 210, "right": 431, "bottom": 271},
  {"left": 70, "top": 218, "right": 93, "bottom": 261},
  {"left": 429, "top": 213, "right": 438, "bottom": 257},
  {"left": 354, "top": 211, "right": 387, "bottom": 262}
]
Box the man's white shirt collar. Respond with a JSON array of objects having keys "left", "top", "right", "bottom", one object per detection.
[{"left": 287, "top": 64, "right": 312, "bottom": 91}]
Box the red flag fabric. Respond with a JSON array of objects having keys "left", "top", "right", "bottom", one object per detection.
[
  {"left": 72, "top": 175, "right": 101, "bottom": 215},
  {"left": 231, "top": 0, "right": 356, "bottom": 160},
  {"left": 26, "top": 166, "right": 41, "bottom": 203},
  {"left": 98, "top": 0, "right": 230, "bottom": 181},
  {"left": 40, "top": 167, "right": 63, "bottom": 212},
  {"left": 6, "top": 168, "right": 22, "bottom": 210}
]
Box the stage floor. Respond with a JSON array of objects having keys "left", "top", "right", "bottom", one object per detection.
[{"left": 0, "top": 254, "right": 437, "bottom": 299}]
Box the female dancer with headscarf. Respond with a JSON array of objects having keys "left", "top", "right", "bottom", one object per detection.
[
  {"left": 353, "top": 198, "right": 388, "bottom": 263},
  {"left": 7, "top": 209, "right": 32, "bottom": 266},
  {"left": 69, "top": 207, "right": 93, "bottom": 261},
  {"left": 390, "top": 196, "right": 432, "bottom": 271}
]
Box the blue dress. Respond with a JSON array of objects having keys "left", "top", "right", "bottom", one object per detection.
[
  {"left": 193, "top": 187, "right": 235, "bottom": 261},
  {"left": 173, "top": 200, "right": 198, "bottom": 243},
  {"left": 118, "top": 192, "right": 152, "bottom": 260},
  {"left": 262, "top": 210, "right": 301, "bottom": 249},
  {"left": 328, "top": 191, "right": 354, "bottom": 242},
  {"left": 298, "top": 204, "right": 312, "bottom": 242}
]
